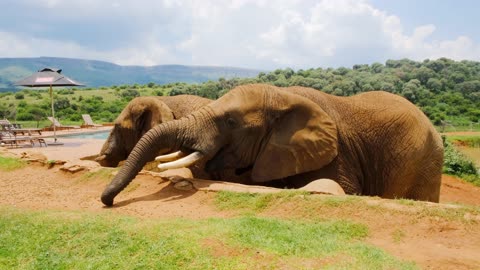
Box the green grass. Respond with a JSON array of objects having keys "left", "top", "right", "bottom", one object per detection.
[
  {"left": 78, "top": 168, "right": 115, "bottom": 183},
  {"left": 15, "top": 119, "right": 83, "bottom": 129},
  {"left": 215, "top": 190, "right": 310, "bottom": 212},
  {"left": 215, "top": 191, "right": 364, "bottom": 213},
  {"left": 460, "top": 174, "right": 480, "bottom": 186},
  {"left": 442, "top": 137, "right": 480, "bottom": 186},
  {"left": 0, "top": 207, "right": 417, "bottom": 270},
  {"left": 437, "top": 125, "right": 480, "bottom": 133},
  {"left": 446, "top": 135, "right": 480, "bottom": 148},
  {"left": 0, "top": 156, "right": 26, "bottom": 171},
  {"left": 215, "top": 191, "right": 480, "bottom": 224}
]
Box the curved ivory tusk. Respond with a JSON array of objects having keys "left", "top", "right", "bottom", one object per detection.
[
  {"left": 95, "top": 154, "right": 106, "bottom": 161},
  {"left": 157, "top": 151, "right": 204, "bottom": 171},
  {"left": 155, "top": 151, "right": 185, "bottom": 162}
]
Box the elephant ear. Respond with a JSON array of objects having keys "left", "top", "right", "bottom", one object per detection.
[
  {"left": 251, "top": 94, "right": 338, "bottom": 182},
  {"left": 128, "top": 97, "right": 175, "bottom": 137}
]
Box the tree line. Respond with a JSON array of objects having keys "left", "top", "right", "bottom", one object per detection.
[
  {"left": 0, "top": 58, "right": 479, "bottom": 128},
  {"left": 169, "top": 58, "right": 480, "bottom": 127}
]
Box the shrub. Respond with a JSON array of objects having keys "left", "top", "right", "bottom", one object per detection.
[
  {"left": 14, "top": 93, "right": 24, "bottom": 99},
  {"left": 119, "top": 89, "right": 140, "bottom": 100},
  {"left": 442, "top": 137, "right": 478, "bottom": 176}
]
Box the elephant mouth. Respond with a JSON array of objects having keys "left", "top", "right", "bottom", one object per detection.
[
  {"left": 235, "top": 165, "right": 253, "bottom": 175},
  {"left": 204, "top": 146, "right": 253, "bottom": 175},
  {"left": 95, "top": 154, "right": 121, "bottom": 167}
]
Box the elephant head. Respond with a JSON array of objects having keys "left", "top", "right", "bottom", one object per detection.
[
  {"left": 101, "top": 84, "right": 339, "bottom": 206},
  {"left": 96, "top": 97, "right": 175, "bottom": 167}
]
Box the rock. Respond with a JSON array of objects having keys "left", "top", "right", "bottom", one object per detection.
[
  {"left": 139, "top": 168, "right": 193, "bottom": 183},
  {"left": 19, "top": 151, "right": 48, "bottom": 163},
  {"left": 142, "top": 160, "right": 159, "bottom": 171},
  {"left": 60, "top": 160, "right": 101, "bottom": 173},
  {"left": 174, "top": 180, "right": 194, "bottom": 191},
  {"left": 299, "top": 179, "right": 346, "bottom": 195},
  {"left": 157, "top": 168, "right": 194, "bottom": 183}
]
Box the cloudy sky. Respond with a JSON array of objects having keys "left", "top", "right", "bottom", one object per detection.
[{"left": 1, "top": 0, "right": 479, "bottom": 70}]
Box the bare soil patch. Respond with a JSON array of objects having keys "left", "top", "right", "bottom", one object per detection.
[
  {"left": 440, "top": 174, "right": 480, "bottom": 206},
  {"left": 0, "top": 164, "right": 228, "bottom": 219}
]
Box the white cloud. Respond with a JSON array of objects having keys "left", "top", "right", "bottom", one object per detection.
[
  {"left": 1, "top": 0, "right": 479, "bottom": 69},
  {"left": 0, "top": 31, "right": 177, "bottom": 66},
  {"left": 247, "top": 0, "right": 480, "bottom": 68}
]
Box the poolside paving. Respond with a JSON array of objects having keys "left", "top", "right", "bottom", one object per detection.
[{"left": 2, "top": 126, "right": 112, "bottom": 162}]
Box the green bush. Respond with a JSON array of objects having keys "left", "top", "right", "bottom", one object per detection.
[
  {"left": 14, "top": 93, "right": 24, "bottom": 99},
  {"left": 442, "top": 137, "right": 478, "bottom": 176}
]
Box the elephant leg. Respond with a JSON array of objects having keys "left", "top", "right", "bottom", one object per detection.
[{"left": 405, "top": 170, "right": 441, "bottom": 203}]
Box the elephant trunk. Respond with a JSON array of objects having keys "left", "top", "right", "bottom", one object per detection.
[
  {"left": 96, "top": 130, "right": 121, "bottom": 167},
  {"left": 101, "top": 121, "right": 181, "bottom": 206}
]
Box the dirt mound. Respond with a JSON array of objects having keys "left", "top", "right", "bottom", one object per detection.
[{"left": 1, "top": 163, "right": 479, "bottom": 269}]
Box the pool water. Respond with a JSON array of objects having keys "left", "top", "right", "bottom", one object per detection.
[{"left": 62, "top": 131, "right": 110, "bottom": 139}]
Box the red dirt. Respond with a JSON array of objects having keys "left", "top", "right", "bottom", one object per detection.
[
  {"left": 440, "top": 174, "right": 480, "bottom": 206},
  {"left": 1, "top": 163, "right": 479, "bottom": 269},
  {"left": 0, "top": 164, "right": 228, "bottom": 219}
]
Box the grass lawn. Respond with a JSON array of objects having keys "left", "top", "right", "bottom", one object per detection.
[
  {"left": 0, "top": 205, "right": 417, "bottom": 270},
  {"left": 0, "top": 156, "right": 26, "bottom": 171}
]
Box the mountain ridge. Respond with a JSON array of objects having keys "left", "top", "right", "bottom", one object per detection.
[{"left": 0, "top": 57, "right": 262, "bottom": 90}]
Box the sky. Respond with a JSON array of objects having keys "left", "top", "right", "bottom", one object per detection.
[{"left": 0, "top": 0, "right": 479, "bottom": 70}]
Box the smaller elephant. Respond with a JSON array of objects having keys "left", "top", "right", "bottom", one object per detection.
[{"left": 96, "top": 95, "right": 212, "bottom": 167}]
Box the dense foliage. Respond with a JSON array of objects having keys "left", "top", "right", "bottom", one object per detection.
[
  {"left": 442, "top": 137, "right": 480, "bottom": 186},
  {"left": 168, "top": 58, "right": 480, "bottom": 127},
  {"left": 0, "top": 58, "right": 479, "bottom": 128}
]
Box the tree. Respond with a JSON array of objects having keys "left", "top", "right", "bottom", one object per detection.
[
  {"left": 426, "top": 78, "right": 443, "bottom": 93},
  {"left": 28, "top": 107, "right": 47, "bottom": 127},
  {"left": 15, "top": 93, "right": 24, "bottom": 99},
  {"left": 455, "top": 80, "right": 480, "bottom": 95},
  {"left": 402, "top": 79, "right": 422, "bottom": 102},
  {"left": 120, "top": 89, "right": 140, "bottom": 100},
  {"left": 54, "top": 97, "right": 71, "bottom": 111},
  {"left": 0, "top": 103, "right": 11, "bottom": 119},
  {"left": 371, "top": 62, "right": 384, "bottom": 73},
  {"left": 412, "top": 66, "right": 435, "bottom": 85}
]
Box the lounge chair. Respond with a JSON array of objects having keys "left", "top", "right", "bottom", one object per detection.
[
  {"left": 47, "top": 117, "right": 81, "bottom": 130},
  {"left": 0, "top": 119, "right": 10, "bottom": 126},
  {"left": 0, "top": 119, "right": 42, "bottom": 135},
  {"left": 81, "top": 114, "right": 102, "bottom": 128},
  {"left": 0, "top": 132, "right": 47, "bottom": 148}
]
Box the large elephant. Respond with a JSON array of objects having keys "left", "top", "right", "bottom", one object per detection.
[
  {"left": 96, "top": 95, "right": 212, "bottom": 167},
  {"left": 101, "top": 84, "right": 443, "bottom": 206}
]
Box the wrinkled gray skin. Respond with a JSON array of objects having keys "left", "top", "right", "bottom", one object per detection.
[
  {"left": 101, "top": 84, "right": 443, "bottom": 206},
  {"left": 96, "top": 95, "right": 212, "bottom": 167}
]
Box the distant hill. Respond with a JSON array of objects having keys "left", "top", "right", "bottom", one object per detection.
[{"left": 0, "top": 57, "right": 262, "bottom": 91}]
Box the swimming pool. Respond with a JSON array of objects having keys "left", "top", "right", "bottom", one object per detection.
[{"left": 61, "top": 130, "right": 110, "bottom": 139}]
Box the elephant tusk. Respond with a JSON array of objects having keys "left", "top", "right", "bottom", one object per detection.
[
  {"left": 157, "top": 151, "right": 204, "bottom": 171},
  {"left": 155, "top": 151, "right": 186, "bottom": 162},
  {"left": 95, "top": 154, "right": 106, "bottom": 161}
]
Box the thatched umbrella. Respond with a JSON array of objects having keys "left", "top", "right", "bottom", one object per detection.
[{"left": 15, "top": 68, "right": 84, "bottom": 145}]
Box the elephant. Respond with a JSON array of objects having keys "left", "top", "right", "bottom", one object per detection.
[
  {"left": 101, "top": 84, "right": 444, "bottom": 206},
  {"left": 96, "top": 95, "right": 212, "bottom": 167}
]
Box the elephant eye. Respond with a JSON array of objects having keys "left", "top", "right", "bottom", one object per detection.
[{"left": 226, "top": 117, "right": 237, "bottom": 128}]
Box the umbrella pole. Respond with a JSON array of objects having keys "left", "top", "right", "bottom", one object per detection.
[{"left": 50, "top": 85, "right": 57, "bottom": 142}]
